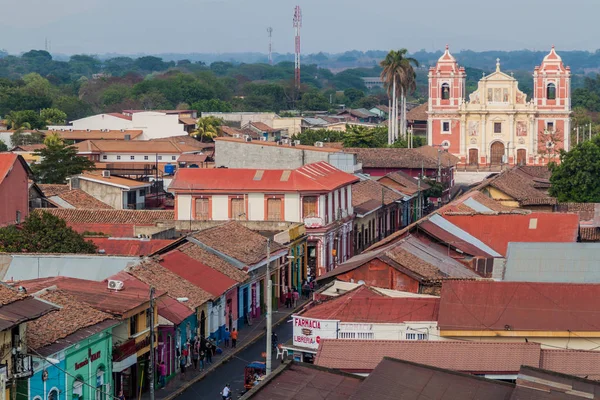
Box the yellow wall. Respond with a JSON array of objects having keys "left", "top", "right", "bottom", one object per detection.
[{"left": 482, "top": 186, "right": 520, "bottom": 207}]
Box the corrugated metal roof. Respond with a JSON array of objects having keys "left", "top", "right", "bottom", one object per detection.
[
  {"left": 462, "top": 197, "right": 493, "bottom": 212},
  {"left": 1, "top": 254, "right": 140, "bottom": 282},
  {"left": 0, "top": 297, "right": 57, "bottom": 331},
  {"left": 504, "top": 243, "right": 600, "bottom": 283},
  {"left": 428, "top": 214, "right": 502, "bottom": 257}
]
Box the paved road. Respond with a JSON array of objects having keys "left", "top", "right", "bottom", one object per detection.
[{"left": 177, "top": 316, "right": 294, "bottom": 400}]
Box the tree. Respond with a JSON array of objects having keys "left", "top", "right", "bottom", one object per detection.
[
  {"left": 0, "top": 211, "right": 97, "bottom": 253},
  {"left": 549, "top": 135, "right": 600, "bottom": 202},
  {"left": 40, "top": 108, "right": 67, "bottom": 125},
  {"left": 191, "top": 99, "right": 233, "bottom": 113},
  {"left": 299, "top": 91, "right": 330, "bottom": 111},
  {"left": 342, "top": 125, "right": 388, "bottom": 148},
  {"left": 5, "top": 110, "right": 43, "bottom": 130},
  {"left": 10, "top": 130, "right": 45, "bottom": 146},
  {"left": 0, "top": 139, "right": 7, "bottom": 152},
  {"left": 292, "top": 129, "right": 345, "bottom": 146},
  {"left": 191, "top": 116, "right": 223, "bottom": 142},
  {"left": 380, "top": 49, "right": 419, "bottom": 144},
  {"left": 32, "top": 142, "right": 95, "bottom": 183},
  {"left": 344, "top": 88, "right": 365, "bottom": 105}
]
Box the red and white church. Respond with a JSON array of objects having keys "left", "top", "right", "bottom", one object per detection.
[{"left": 427, "top": 46, "right": 571, "bottom": 166}]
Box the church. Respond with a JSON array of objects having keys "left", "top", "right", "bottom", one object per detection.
[{"left": 427, "top": 46, "right": 571, "bottom": 166}]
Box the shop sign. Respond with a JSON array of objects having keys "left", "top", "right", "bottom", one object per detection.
[
  {"left": 292, "top": 316, "right": 337, "bottom": 350},
  {"left": 75, "top": 350, "right": 101, "bottom": 370}
]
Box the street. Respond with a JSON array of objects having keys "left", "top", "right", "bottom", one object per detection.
[{"left": 176, "top": 315, "right": 294, "bottom": 399}]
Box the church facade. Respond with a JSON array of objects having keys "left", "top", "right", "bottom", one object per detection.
[{"left": 427, "top": 46, "right": 571, "bottom": 166}]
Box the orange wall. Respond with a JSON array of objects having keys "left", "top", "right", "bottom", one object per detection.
[{"left": 336, "top": 258, "right": 420, "bottom": 293}]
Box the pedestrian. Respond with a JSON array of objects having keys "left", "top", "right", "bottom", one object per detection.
[
  {"left": 309, "top": 280, "right": 315, "bottom": 293},
  {"left": 180, "top": 352, "right": 186, "bottom": 380},
  {"left": 192, "top": 343, "right": 199, "bottom": 370},
  {"left": 206, "top": 340, "right": 213, "bottom": 364},
  {"left": 224, "top": 328, "right": 231, "bottom": 348},
  {"left": 118, "top": 391, "right": 125, "bottom": 400},
  {"left": 158, "top": 361, "right": 166, "bottom": 388},
  {"left": 285, "top": 288, "right": 292, "bottom": 308},
  {"left": 302, "top": 281, "right": 309, "bottom": 298},
  {"left": 221, "top": 384, "right": 231, "bottom": 400},
  {"left": 271, "top": 332, "right": 278, "bottom": 350},
  {"left": 199, "top": 348, "right": 205, "bottom": 370},
  {"left": 182, "top": 344, "right": 189, "bottom": 368},
  {"left": 293, "top": 288, "right": 299, "bottom": 308},
  {"left": 231, "top": 328, "right": 238, "bottom": 348}
]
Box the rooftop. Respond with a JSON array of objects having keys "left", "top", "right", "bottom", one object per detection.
[
  {"left": 214, "top": 137, "right": 345, "bottom": 153},
  {"left": 438, "top": 281, "right": 600, "bottom": 332},
  {"left": 78, "top": 172, "right": 151, "bottom": 189},
  {"left": 46, "top": 188, "right": 113, "bottom": 209},
  {"left": 169, "top": 161, "right": 359, "bottom": 193},
  {"left": 191, "top": 222, "right": 287, "bottom": 266},
  {"left": 241, "top": 361, "right": 363, "bottom": 400},
  {"left": 352, "top": 179, "right": 404, "bottom": 215},
  {"left": 74, "top": 139, "right": 201, "bottom": 154},
  {"left": 479, "top": 167, "right": 556, "bottom": 206},
  {"left": 158, "top": 250, "right": 238, "bottom": 297},
  {"left": 406, "top": 103, "right": 428, "bottom": 121},
  {"left": 178, "top": 241, "right": 248, "bottom": 283},
  {"left": 315, "top": 340, "right": 542, "bottom": 373},
  {"left": 51, "top": 129, "right": 143, "bottom": 141},
  {"left": 35, "top": 209, "right": 174, "bottom": 225},
  {"left": 379, "top": 170, "right": 429, "bottom": 196},
  {"left": 345, "top": 146, "right": 452, "bottom": 170},
  {"left": 442, "top": 213, "right": 579, "bottom": 256},
  {"left": 157, "top": 296, "right": 194, "bottom": 325},
  {"left": 27, "top": 289, "right": 114, "bottom": 351},
  {"left": 90, "top": 238, "right": 174, "bottom": 256},
  {"left": 301, "top": 285, "right": 439, "bottom": 322},
  {"left": 127, "top": 259, "right": 212, "bottom": 309},
  {"left": 0, "top": 153, "right": 30, "bottom": 185}
]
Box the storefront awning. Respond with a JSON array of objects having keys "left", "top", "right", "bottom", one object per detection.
[{"left": 113, "top": 354, "right": 137, "bottom": 372}]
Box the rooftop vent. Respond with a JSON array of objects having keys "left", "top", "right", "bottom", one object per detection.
[
  {"left": 314, "top": 141, "right": 324, "bottom": 148},
  {"left": 107, "top": 280, "right": 124, "bottom": 291},
  {"left": 102, "top": 170, "right": 111, "bottom": 178}
]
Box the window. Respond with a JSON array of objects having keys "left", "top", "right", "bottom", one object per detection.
[
  {"left": 48, "top": 389, "right": 58, "bottom": 400},
  {"left": 302, "top": 196, "right": 318, "bottom": 218},
  {"left": 129, "top": 314, "right": 139, "bottom": 335},
  {"left": 442, "top": 121, "right": 450, "bottom": 133},
  {"left": 139, "top": 189, "right": 146, "bottom": 197},
  {"left": 95, "top": 368, "right": 105, "bottom": 400},
  {"left": 195, "top": 198, "right": 210, "bottom": 220},
  {"left": 116, "top": 155, "right": 121, "bottom": 160},
  {"left": 146, "top": 309, "right": 151, "bottom": 328},
  {"left": 73, "top": 380, "right": 84, "bottom": 400},
  {"left": 231, "top": 198, "right": 246, "bottom": 220},
  {"left": 494, "top": 122, "right": 502, "bottom": 134},
  {"left": 405, "top": 332, "right": 427, "bottom": 340},
  {"left": 547, "top": 83, "right": 556, "bottom": 100},
  {"left": 441, "top": 83, "right": 450, "bottom": 100},
  {"left": 546, "top": 121, "right": 554, "bottom": 132},
  {"left": 266, "top": 198, "right": 282, "bottom": 221},
  {"left": 144, "top": 156, "right": 149, "bottom": 160},
  {"left": 158, "top": 156, "right": 163, "bottom": 160},
  {"left": 172, "top": 156, "right": 176, "bottom": 160},
  {"left": 338, "top": 331, "right": 374, "bottom": 339},
  {"left": 102, "top": 155, "right": 107, "bottom": 160},
  {"left": 15, "top": 211, "right": 21, "bottom": 224},
  {"left": 130, "top": 155, "right": 135, "bottom": 160}
]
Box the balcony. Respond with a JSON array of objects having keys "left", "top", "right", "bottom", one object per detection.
[{"left": 13, "top": 354, "right": 32, "bottom": 379}]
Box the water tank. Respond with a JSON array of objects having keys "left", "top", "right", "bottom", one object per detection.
[{"left": 164, "top": 163, "right": 175, "bottom": 175}]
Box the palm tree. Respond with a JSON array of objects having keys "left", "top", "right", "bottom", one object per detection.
[
  {"left": 190, "top": 116, "right": 223, "bottom": 142},
  {"left": 380, "top": 49, "right": 419, "bottom": 144}
]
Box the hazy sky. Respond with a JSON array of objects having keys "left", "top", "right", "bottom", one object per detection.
[{"left": 1, "top": 0, "right": 598, "bottom": 55}]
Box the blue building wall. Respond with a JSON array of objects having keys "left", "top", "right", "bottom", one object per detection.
[{"left": 29, "top": 358, "right": 66, "bottom": 400}]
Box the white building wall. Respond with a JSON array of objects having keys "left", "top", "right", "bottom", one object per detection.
[
  {"left": 70, "top": 114, "right": 133, "bottom": 130},
  {"left": 333, "top": 189, "right": 340, "bottom": 218},
  {"left": 338, "top": 322, "right": 441, "bottom": 341},
  {"left": 212, "top": 195, "right": 229, "bottom": 220},
  {"left": 319, "top": 195, "right": 327, "bottom": 221},
  {"left": 177, "top": 195, "right": 192, "bottom": 220},
  {"left": 346, "top": 185, "right": 353, "bottom": 215},
  {"left": 284, "top": 193, "right": 300, "bottom": 222},
  {"left": 327, "top": 193, "right": 333, "bottom": 223},
  {"left": 271, "top": 117, "right": 302, "bottom": 135},
  {"left": 100, "top": 153, "right": 179, "bottom": 162},
  {"left": 248, "top": 193, "right": 264, "bottom": 220},
  {"left": 131, "top": 112, "right": 187, "bottom": 140}
]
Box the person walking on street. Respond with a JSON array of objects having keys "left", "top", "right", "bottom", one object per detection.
[
  {"left": 231, "top": 328, "right": 238, "bottom": 348},
  {"left": 199, "top": 348, "right": 205, "bottom": 370},
  {"left": 206, "top": 340, "right": 213, "bottom": 364},
  {"left": 293, "top": 288, "right": 299, "bottom": 308},
  {"left": 118, "top": 391, "right": 125, "bottom": 400},
  {"left": 191, "top": 344, "right": 199, "bottom": 370},
  {"left": 285, "top": 288, "right": 292, "bottom": 308},
  {"left": 158, "top": 361, "right": 166, "bottom": 388},
  {"left": 180, "top": 352, "right": 186, "bottom": 380},
  {"left": 224, "top": 328, "right": 231, "bottom": 348},
  {"left": 221, "top": 384, "right": 231, "bottom": 400}
]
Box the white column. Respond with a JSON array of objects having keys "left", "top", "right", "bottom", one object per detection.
[
  {"left": 480, "top": 115, "right": 487, "bottom": 162},
  {"left": 530, "top": 117, "right": 536, "bottom": 156},
  {"left": 460, "top": 116, "right": 467, "bottom": 158},
  {"left": 564, "top": 117, "right": 571, "bottom": 151},
  {"left": 509, "top": 114, "right": 515, "bottom": 164}
]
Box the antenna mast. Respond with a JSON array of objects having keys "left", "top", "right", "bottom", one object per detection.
[
  {"left": 267, "top": 27, "right": 273, "bottom": 65},
  {"left": 293, "top": 6, "right": 302, "bottom": 91}
]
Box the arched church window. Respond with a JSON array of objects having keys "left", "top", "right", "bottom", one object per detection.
[
  {"left": 441, "top": 83, "right": 450, "bottom": 100},
  {"left": 547, "top": 83, "right": 556, "bottom": 100}
]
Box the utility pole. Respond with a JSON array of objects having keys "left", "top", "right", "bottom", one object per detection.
[
  {"left": 265, "top": 239, "right": 272, "bottom": 376},
  {"left": 149, "top": 287, "right": 155, "bottom": 400},
  {"left": 267, "top": 27, "right": 273, "bottom": 65}
]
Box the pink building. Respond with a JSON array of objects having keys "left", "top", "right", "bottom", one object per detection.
[{"left": 0, "top": 154, "right": 31, "bottom": 227}]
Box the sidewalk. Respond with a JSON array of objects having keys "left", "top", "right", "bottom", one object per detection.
[{"left": 143, "top": 301, "right": 306, "bottom": 400}]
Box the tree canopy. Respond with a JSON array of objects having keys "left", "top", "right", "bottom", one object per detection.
[
  {"left": 32, "top": 140, "right": 95, "bottom": 183},
  {"left": 549, "top": 135, "right": 600, "bottom": 202},
  {"left": 0, "top": 211, "right": 97, "bottom": 253}
]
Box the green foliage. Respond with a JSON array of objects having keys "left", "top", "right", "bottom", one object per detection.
[
  {"left": 191, "top": 99, "right": 233, "bottom": 113},
  {"left": 192, "top": 116, "right": 223, "bottom": 142},
  {"left": 549, "top": 135, "right": 600, "bottom": 202},
  {"left": 389, "top": 136, "right": 426, "bottom": 148},
  {"left": 0, "top": 211, "right": 97, "bottom": 253},
  {"left": 40, "top": 108, "right": 67, "bottom": 125},
  {"left": 299, "top": 91, "right": 330, "bottom": 111},
  {"left": 5, "top": 110, "right": 44, "bottom": 130},
  {"left": 292, "top": 129, "right": 346, "bottom": 145},
  {"left": 342, "top": 125, "right": 388, "bottom": 148},
  {"left": 32, "top": 142, "right": 95, "bottom": 183},
  {"left": 0, "top": 139, "right": 7, "bottom": 152},
  {"left": 10, "top": 130, "right": 45, "bottom": 146}
]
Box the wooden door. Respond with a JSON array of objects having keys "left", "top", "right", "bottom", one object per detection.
[
  {"left": 490, "top": 142, "right": 505, "bottom": 165},
  {"left": 517, "top": 149, "right": 527, "bottom": 166},
  {"left": 468, "top": 148, "right": 479, "bottom": 166}
]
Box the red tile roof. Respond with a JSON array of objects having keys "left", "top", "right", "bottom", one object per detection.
[
  {"left": 159, "top": 250, "right": 238, "bottom": 297},
  {"left": 178, "top": 242, "right": 248, "bottom": 283},
  {"left": 438, "top": 281, "right": 600, "bottom": 332},
  {"left": 0, "top": 153, "right": 19, "bottom": 185},
  {"left": 540, "top": 349, "right": 600, "bottom": 380},
  {"left": 301, "top": 286, "right": 439, "bottom": 322},
  {"left": 249, "top": 121, "right": 278, "bottom": 132},
  {"left": 0, "top": 284, "right": 28, "bottom": 305},
  {"left": 53, "top": 129, "right": 142, "bottom": 140},
  {"left": 157, "top": 296, "right": 194, "bottom": 325},
  {"left": 169, "top": 162, "right": 359, "bottom": 193},
  {"left": 442, "top": 213, "right": 579, "bottom": 256},
  {"left": 27, "top": 289, "right": 114, "bottom": 351},
  {"left": 351, "top": 179, "right": 403, "bottom": 210},
  {"left": 19, "top": 275, "right": 153, "bottom": 316},
  {"left": 35, "top": 209, "right": 174, "bottom": 224},
  {"left": 379, "top": 171, "right": 429, "bottom": 196},
  {"left": 48, "top": 189, "right": 113, "bottom": 209},
  {"left": 315, "top": 340, "right": 542, "bottom": 373},
  {"left": 38, "top": 184, "right": 70, "bottom": 197},
  {"left": 90, "top": 238, "right": 174, "bottom": 256}
]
